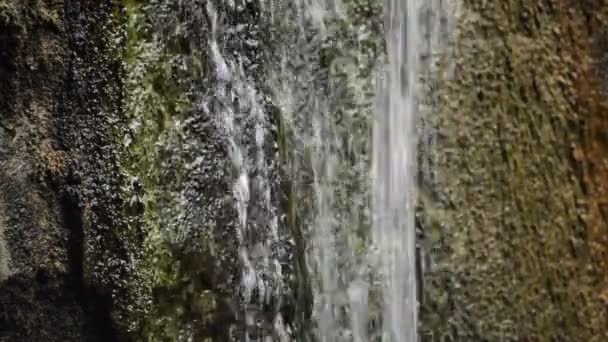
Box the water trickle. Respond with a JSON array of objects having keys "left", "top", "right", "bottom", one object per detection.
[{"left": 202, "top": 2, "right": 288, "bottom": 340}]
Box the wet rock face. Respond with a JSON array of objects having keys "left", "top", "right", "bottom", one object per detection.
[
  {"left": 123, "top": 1, "right": 301, "bottom": 340},
  {"left": 0, "top": 1, "right": 129, "bottom": 341}
]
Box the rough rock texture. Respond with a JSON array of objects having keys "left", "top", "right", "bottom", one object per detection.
[
  {"left": 421, "top": 1, "right": 608, "bottom": 340},
  {"left": 10, "top": 0, "right": 608, "bottom": 341},
  {"left": 1, "top": 0, "right": 306, "bottom": 340},
  {"left": 0, "top": 1, "right": 135, "bottom": 341},
  {"left": 123, "top": 1, "right": 307, "bottom": 340}
]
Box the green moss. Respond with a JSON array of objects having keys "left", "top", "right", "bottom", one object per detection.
[
  {"left": 120, "top": 1, "right": 234, "bottom": 339},
  {"left": 119, "top": 0, "right": 192, "bottom": 337}
]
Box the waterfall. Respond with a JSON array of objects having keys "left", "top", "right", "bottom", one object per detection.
[
  {"left": 371, "top": 0, "right": 420, "bottom": 340},
  {"left": 225, "top": 0, "right": 452, "bottom": 339},
  {"left": 125, "top": 0, "right": 454, "bottom": 340},
  {"left": 263, "top": 0, "right": 454, "bottom": 340},
  {"left": 201, "top": 0, "right": 452, "bottom": 340}
]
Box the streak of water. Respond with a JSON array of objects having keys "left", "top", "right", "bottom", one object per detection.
[
  {"left": 265, "top": 1, "right": 380, "bottom": 341},
  {"left": 204, "top": 2, "right": 287, "bottom": 340},
  {"left": 371, "top": 1, "right": 420, "bottom": 340}
]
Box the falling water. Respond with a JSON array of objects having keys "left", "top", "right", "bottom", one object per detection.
[
  {"left": 265, "top": 1, "right": 380, "bottom": 341},
  {"left": 128, "top": 0, "right": 453, "bottom": 340},
  {"left": 371, "top": 0, "right": 420, "bottom": 340},
  {"left": 243, "top": 0, "right": 453, "bottom": 339},
  {"left": 265, "top": 0, "right": 426, "bottom": 339},
  {"left": 203, "top": 2, "right": 288, "bottom": 340},
  {"left": 263, "top": 0, "right": 454, "bottom": 341},
  {"left": 202, "top": 0, "right": 451, "bottom": 340}
]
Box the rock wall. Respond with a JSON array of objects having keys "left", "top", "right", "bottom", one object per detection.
[
  {"left": 5, "top": 0, "right": 608, "bottom": 341},
  {"left": 1, "top": 0, "right": 306, "bottom": 340},
  {"left": 421, "top": 1, "right": 608, "bottom": 340},
  {"left": 0, "top": 1, "right": 132, "bottom": 341}
]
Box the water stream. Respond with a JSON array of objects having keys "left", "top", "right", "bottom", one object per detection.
[
  {"left": 189, "top": 0, "right": 451, "bottom": 340},
  {"left": 264, "top": 0, "right": 454, "bottom": 341},
  {"left": 371, "top": 0, "right": 419, "bottom": 340}
]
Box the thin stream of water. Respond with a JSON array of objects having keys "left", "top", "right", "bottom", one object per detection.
[
  {"left": 204, "top": 2, "right": 287, "bottom": 340},
  {"left": 371, "top": 0, "right": 420, "bottom": 340}
]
